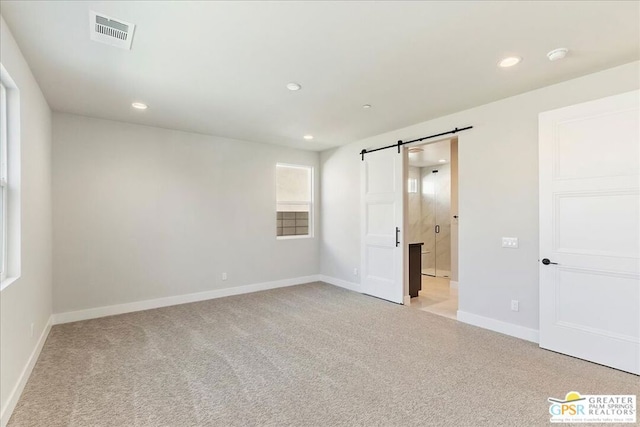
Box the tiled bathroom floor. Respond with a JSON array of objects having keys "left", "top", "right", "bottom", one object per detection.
[{"left": 409, "top": 276, "right": 458, "bottom": 320}]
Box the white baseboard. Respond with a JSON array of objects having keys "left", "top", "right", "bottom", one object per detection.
[
  {"left": 318, "top": 275, "right": 361, "bottom": 293},
  {"left": 457, "top": 310, "right": 539, "bottom": 343},
  {"left": 52, "top": 275, "right": 321, "bottom": 325},
  {"left": 403, "top": 295, "right": 411, "bottom": 306},
  {"left": 449, "top": 280, "right": 459, "bottom": 289},
  {"left": 1, "top": 315, "right": 53, "bottom": 427}
]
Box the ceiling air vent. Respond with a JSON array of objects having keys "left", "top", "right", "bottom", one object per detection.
[{"left": 89, "top": 11, "right": 135, "bottom": 50}]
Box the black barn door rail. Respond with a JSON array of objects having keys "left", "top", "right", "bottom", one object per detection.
[{"left": 359, "top": 126, "right": 473, "bottom": 160}]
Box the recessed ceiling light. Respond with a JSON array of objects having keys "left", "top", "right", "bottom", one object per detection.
[
  {"left": 303, "top": 135, "right": 314, "bottom": 140},
  {"left": 438, "top": 159, "right": 447, "bottom": 163},
  {"left": 286, "top": 82, "right": 302, "bottom": 91},
  {"left": 362, "top": 104, "right": 372, "bottom": 109},
  {"left": 498, "top": 56, "right": 522, "bottom": 68},
  {"left": 131, "top": 102, "right": 148, "bottom": 110},
  {"left": 408, "top": 147, "right": 423, "bottom": 153},
  {"left": 547, "top": 48, "right": 569, "bottom": 61}
]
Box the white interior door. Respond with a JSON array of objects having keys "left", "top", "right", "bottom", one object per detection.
[
  {"left": 539, "top": 90, "right": 640, "bottom": 374},
  {"left": 361, "top": 148, "right": 404, "bottom": 304}
]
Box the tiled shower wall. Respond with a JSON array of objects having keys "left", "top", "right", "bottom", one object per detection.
[
  {"left": 408, "top": 163, "right": 452, "bottom": 277},
  {"left": 420, "top": 163, "right": 451, "bottom": 276},
  {"left": 277, "top": 211, "right": 309, "bottom": 236}
]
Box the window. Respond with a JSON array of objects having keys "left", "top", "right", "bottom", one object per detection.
[
  {"left": 276, "top": 164, "right": 313, "bottom": 238},
  {"left": 408, "top": 178, "right": 418, "bottom": 193},
  {"left": 0, "top": 65, "right": 20, "bottom": 289},
  {"left": 0, "top": 82, "right": 7, "bottom": 281}
]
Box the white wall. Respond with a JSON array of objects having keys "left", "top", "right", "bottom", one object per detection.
[
  {"left": 0, "top": 16, "right": 53, "bottom": 422},
  {"left": 320, "top": 61, "right": 640, "bottom": 332},
  {"left": 52, "top": 114, "right": 320, "bottom": 314}
]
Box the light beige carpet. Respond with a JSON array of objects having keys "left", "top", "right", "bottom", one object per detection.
[{"left": 8, "top": 282, "right": 638, "bottom": 426}]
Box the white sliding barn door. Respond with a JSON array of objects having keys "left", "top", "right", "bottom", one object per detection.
[
  {"left": 539, "top": 90, "right": 640, "bottom": 374},
  {"left": 361, "top": 149, "right": 404, "bottom": 304}
]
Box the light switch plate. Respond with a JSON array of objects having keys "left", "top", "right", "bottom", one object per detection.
[{"left": 502, "top": 237, "right": 519, "bottom": 248}]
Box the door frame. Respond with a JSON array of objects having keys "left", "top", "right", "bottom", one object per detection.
[{"left": 402, "top": 136, "right": 461, "bottom": 308}]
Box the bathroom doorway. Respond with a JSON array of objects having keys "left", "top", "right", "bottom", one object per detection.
[{"left": 406, "top": 137, "right": 458, "bottom": 319}]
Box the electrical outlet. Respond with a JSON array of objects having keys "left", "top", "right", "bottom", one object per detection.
[
  {"left": 511, "top": 300, "right": 519, "bottom": 312},
  {"left": 30, "top": 323, "right": 34, "bottom": 338},
  {"left": 353, "top": 268, "right": 358, "bottom": 276},
  {"left": 502, "top": 237, "right": 519, "bottom": 248},
  {"left": 222, "top": 272, "right": 227, "bottom": 281}
]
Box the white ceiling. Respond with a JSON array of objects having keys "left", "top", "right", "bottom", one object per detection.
[
  {"left": 408, "top": 139, "right": 451, "bottom": 168},
  {"left": 1, "top": 1, "right": 638, "bottom": 151}
]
